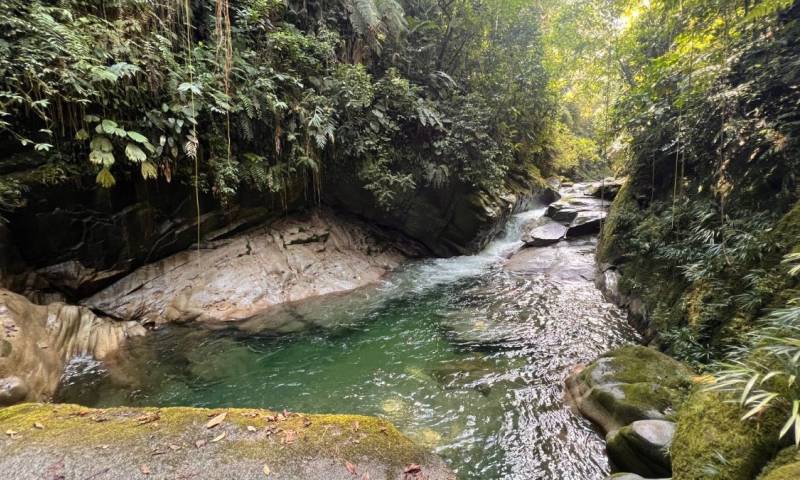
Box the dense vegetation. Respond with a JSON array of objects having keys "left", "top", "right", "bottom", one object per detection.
[
  {"left": 0, "top": 0, "right": 571, "bottom": 224},
  {"left": 594, "top": 0, "right": 800, "bottom": 455}
]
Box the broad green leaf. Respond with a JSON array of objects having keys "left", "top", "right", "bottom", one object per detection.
[
  {"left": 90, "top": 135, "right": 113, "bottom": 153},
  {"left": 141, "top": 161, "right": 157, "bottom": 180},
  {"left": 101, "top": 119, "right": 118, "bottom": 135},
  {"left": 127, "top": 131, "right": 148, "bottom": 144},
  {"left": 96, "top": 168, "right": 116, "bottom": 188},
  {"left": 125, "top": 143, "right": 147, "bottom": 163},
  {"left": 75, "top": 129, "right": 90, "bottom": 141}
]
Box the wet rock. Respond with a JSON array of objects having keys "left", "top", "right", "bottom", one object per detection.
[
  {"left": 606, "top": 420, "right": 675, "bottom": 477},
  {"left": 586, "top": 178, "right": 625, "bottom": 200},
  {"left": 607, "top": 474, "right": 669, "bottom": 480},
  {"left": 505, "top": 239, "right": 597, "bottom": 282},
  {"left": 85, "top": 209, "right": 409, "bottom": 330},
  {"left": 0, "top": 376, "right": 28, "bottom": 406},
  {"left": 522, "top": 220, "right": 568, "bottom": 247},
  {"left": 565, "top": 346, "right": 693, "bottom": 434},
  {"left": 0, "top": 403, "right": 456, "bottom": 480},
  {"left": 567, "top": 211, "right": 608, "bottom": 237},
  {"left": 546, "top": 203, "right": 581, "bottom": 223},
  {"left": 0, "top": 289, "right": 146, "bottom": 404}
]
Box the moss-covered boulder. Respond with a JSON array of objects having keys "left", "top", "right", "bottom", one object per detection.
[
  {"left": 671, "top": 390, "right": 785, "bottom": 480},
  {"left": 566, "top": 345, "right": 693, "bottom": 434},
  {"left": 606, "top": 420, "right": 674, "bottom": 477},
  {"left": 0, "top": 403, "right": 454, "bottom": 480},
  {"left": 757, "top": 447, "right": 800, "bottom": 480}
]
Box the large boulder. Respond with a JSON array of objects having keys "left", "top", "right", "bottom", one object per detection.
[
  {"left": 567, "top": 210, "right": 608, "bottom": 237},
  {"left": 586, "top": 178, "right": 625, "bottom": 200},
  {"left": 0, "top": 403, "right": 455, "bottom": 480},
  {"left": 565, "top": 345, "right": 693, "bottom": 434},
  {"left": 606, "top": 420, "right": 675, "bottom": 477},
  {"left": 521, "top": 219, "right": 568, "bottom": 247},
  {"left": 758, "top": 447, "right": 800, "bottom": 480},
  {"left": 0, "top": 289, "right": 145, "bottom": 404},
  {"left": 672, "top": 390, "right": 785, "bottom": 480},
  {"left": 85, "top": 209, "right": 411, "bottom": 330}
]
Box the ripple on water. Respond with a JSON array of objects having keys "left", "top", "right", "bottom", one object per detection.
[{"left": 60, "top": 206, "right": 639, "bottom": 480}]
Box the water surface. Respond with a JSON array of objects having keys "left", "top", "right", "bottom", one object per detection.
[{"left": 60, "top": 205, "right": 637, "bottom": 480}]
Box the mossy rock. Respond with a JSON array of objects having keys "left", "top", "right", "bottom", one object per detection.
[
  {"left": 672, "top": 390, "right": 784, "bottom": 480},
  {"left": 757, "top": 446, "right": 800, "bottom": 480},
  {"left": 566, "top": 345, "right": 693, "bottom": 434},
  {"left": 606, "top": 420, "right": 674, "bottom": 477},
  {"left": 0, "top": 403, "right": 454, "bottom": 480}
]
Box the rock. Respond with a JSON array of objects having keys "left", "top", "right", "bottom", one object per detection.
[
  {"left": 567, "top": 210, "right": 608, "bottom": 237},
  {"left": 505, "top": 239, "right": 597, "bottom": 282},
  {"left": 606, "top": 474, "right": 669, "bottom": 480},
  {"left": 0, "top": 403, "right": 455, "bottom": 480},
  {"left": 0, "top": 289, "right": 145, "bottom": 404},
  {"left": 586, "top": 178, "right": 625, "bottom": 200},
  {"left": 758, "top": 447, "right": 800, "bottom": 480},
  {"left": 546, "top": 203, "right": 581, "bottom": 223},
  {"left": 324, "top": 160, "right": 550, "bottom": 257},
  {"left": 521, "top": 220, "right": 568, "bottom": 247},
  {"left": 0, "top": 376, "right": 28, "bottom": 406},
  {"left": 85, "top": 209, "right": 410, "bottom": 330},
  {"left": 606, "top": 420, "right": 675, "bottom": 477},
  {"left": 565, "top": 346, "right": 693, "bottom": 434},
  {"left": 672, "top": 390, "right": 785, "bottom": 480}
]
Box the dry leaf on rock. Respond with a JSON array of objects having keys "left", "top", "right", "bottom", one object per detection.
[{"left": 205, "top": 412, "right": 227, "bottom": 429}]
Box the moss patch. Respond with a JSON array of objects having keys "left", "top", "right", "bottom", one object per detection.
[
  {"left": 757, "top": 447, "right": 800, "bottom": 480},
  {"left": 672, "top": 390, "right": 784, "bottom": 480},
  {"left": 0, "top": 403, "right": 454, "bottom": 480}
]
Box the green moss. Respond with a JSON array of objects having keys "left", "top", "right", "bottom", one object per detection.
[
  {"left": 597, "top": 179, "right": 636, "bottom": 264},
  {"left": 757, "top": 447, "right": 800, "bottom": 480},
  {"left": 672, "top": 390, "right": 784, "bottom": 480},
  {"left": 586, "top": 345, "right": 694, "bottom": 392},
  {"left": 0, "top": 403, "right": 450, "bottom": 479}
]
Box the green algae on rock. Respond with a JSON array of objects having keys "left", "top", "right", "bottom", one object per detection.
[
  {"left": 565, "top": 345, "right": 693, "bottom": 434},
  {"left": 757, "top": 447, "right": 800, "bottom": 480},
  {"left": 0, "top": 403, "right": 455, "bottom": 480},
  {"left": 672, "top": 390, "right": 785, "bottom": 480}
]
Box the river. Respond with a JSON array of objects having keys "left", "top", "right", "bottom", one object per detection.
[{"left": 58, "top": 190, "right": 638, "bottom": 480}]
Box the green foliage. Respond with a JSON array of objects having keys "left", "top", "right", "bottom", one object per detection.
[{"left": 0, "top": 0, "right": 557, "bottom": 214}]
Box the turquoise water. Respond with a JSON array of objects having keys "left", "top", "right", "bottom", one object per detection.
[{"left": 59, "top": 207, "right": 638, "bottom": 479}]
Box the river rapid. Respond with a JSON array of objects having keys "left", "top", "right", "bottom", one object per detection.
[{"left": 58, "top": 186, "right": 638, "bottom": 480}]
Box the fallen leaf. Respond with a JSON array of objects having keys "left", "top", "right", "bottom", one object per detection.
[
  {"left": 211, "top": 432, "right": 226, "bottom": 443},
  {"left": 247, "top": 425, "right": 257, "bottom": 432},
  {"left": 140, "top": 464, "right": 151, "bottom": 475},
  {"left": 303, "top": 418, "right": 312, "bottom": 428},
  {"left": 379, "top": 426, "right": 388, "bottom": 434},
  {"left": 403, "top": 464, "right": 422, "bottom": 474},
  {"left": 263, "top": 464, "right": 271, "bottom": 476},
  {"left": 352, "top": 421, "right": 360, "bottom": 432},
  {"left": 5, "top": 429, "right": 18, "bottom": 436},
  {"left": 345, "top": 461, "right": 357, "bottom": 475},
  {"left": 168, "top": 444, "right": 181, "bottom": 451},
  {"left": 33, "top": 422, "right": 45, "bottom": 430},
  {"left": 195, "top": 439, "right": 206, "bottom": 448},
  {"left": 361, "top": 474, "right": 370, "bottom": 480},
  {"left": 205, "top": 412, "right": 227, "bottom": 429}
]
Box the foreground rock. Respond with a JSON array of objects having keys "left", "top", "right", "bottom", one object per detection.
[
  {"left": 505, "top": 238, "right": 597, "bottom": 282},
  {"left": 566, "top": 210, "right": 607, "bottom": 237},
  {"left": 565, "top": 346, "right": 692, "bottom": 434},
  {"left": 521, "top": 219, "right": 568, "bottom": 246},
  {"left": 606, "top": 420, "right": 675, "bottom": 477},
  {"left": 0, "top": 289, "right": 145, "bottom": 404},
  {"left": 86, "top": 209, "right": 410, "bottom": 329},
  {"left": 0, "top": 403, "right": 455, "bottom": 480}
]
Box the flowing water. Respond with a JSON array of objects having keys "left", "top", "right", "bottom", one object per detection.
[{"left": 59, "top": 201, "right": 638, "bottom": 480}]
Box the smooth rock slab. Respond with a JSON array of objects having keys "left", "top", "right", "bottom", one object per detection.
[
  {"left": 85, "top": 209, "right": 408, "bottom": 330},
  {"left": 607, "top": 420, "right": 676, "bottom": 477},
  {"left": 567, "top": 210, "right": 608, "bottom": 237},
  {"left": 522, "top": 220, "right": 568, "bottom": 247},
  {"left": 0, "top": 403, "right": 455, "bottom": 480}
]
